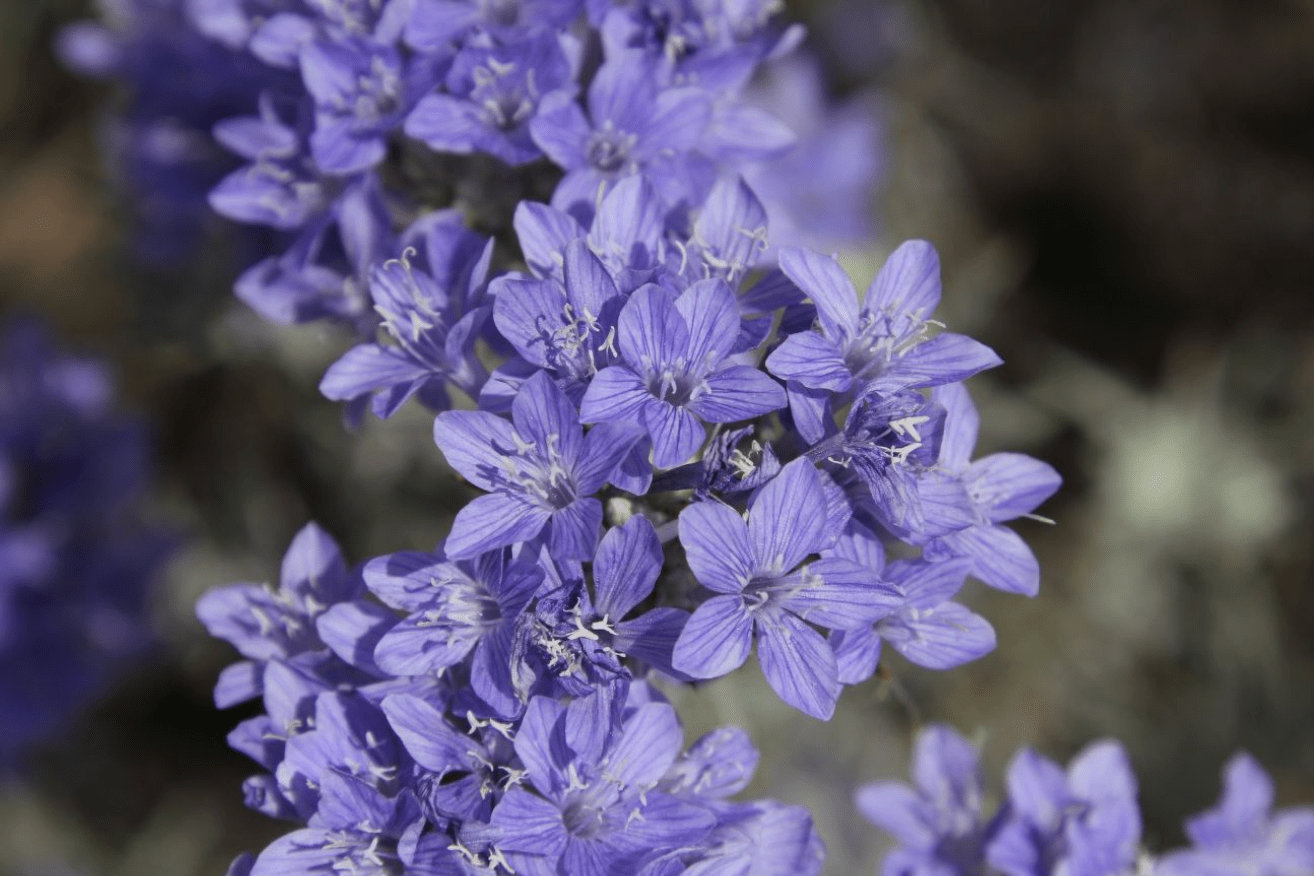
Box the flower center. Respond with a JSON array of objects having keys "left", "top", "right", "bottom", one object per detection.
[{"left": 587, "top": 126, "right": 636, "bottom": 173}]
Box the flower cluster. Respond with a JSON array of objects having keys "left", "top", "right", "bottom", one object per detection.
[
  {"left": 200, "top": 522, "right": 823, "bottom": 876},
  {"left": 61, "top": 0, "right": 882, "bottom": 308},
  {"left": 148, "top": 3, "right": 1068, "bottom": 871},
  {"left": 858, "top": 723, "right": 1314, "bottom": 876},
  {"left": 198, "top": 212, "right": 1062, "bottom": 872},
  {"left": 55, "top": 1, "right": 1310, "bottom": 874},
  {"left": 0, "top": 320, "right": 170, "bottom": 766}
]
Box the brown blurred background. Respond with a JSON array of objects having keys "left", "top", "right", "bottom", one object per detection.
[{"left": 1, "top": 1, "right": 1312, "bottom": 873}]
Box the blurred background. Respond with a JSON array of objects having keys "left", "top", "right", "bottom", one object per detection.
[{"left": 1, "top": 1, "right": 1312, "bottom": 873}]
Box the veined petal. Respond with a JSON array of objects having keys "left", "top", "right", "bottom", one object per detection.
[
  {"left": 931, "top": 382, "right": 980, "bottom": 470},
  {"left": 433, "top": 409, "right": 519, "bottom": 491},
  {"left": 471, "top": 621, "right": 518, "bottom": 717},
  {"left": 785, "top": 557, "right": 901, "bottom": 629},
  {"left": 492, "top": 276, "right": 570, "bottom": 370},
  {"left": 965, "top": 453, "right": 1062, "bottom": 521},
  {"left": 575, "top": 421, "right": 644, "bottom": 494},
  {"left": 514, "top": 696, "right": 569, "bottom": 792},
  {"left": 935, "top": 525, "right": 1040, "bottom": 597},
  {"left": 545, "top": 498, "right": 603, "bottom": 561},
  {"left": 593, "top": 515, "right": 662, "bottom": 619},
  {"left": 880, "top": 602, "right": 996, "bottom": 669},
  {"left": 316, "top": 601, "right": 395, "bottom": 674},
  {"left": 607, "top": 702, "right": 684, "bottom": 788},
  {"left": 613, "top": 608, "right": 688, "bottom": 677},
  {"left": 679, "top": 501, "right": 753, "bottom": 593},
  {"left": 579, "top": 366, "right": 648, "bottom": 424},
  {"left": 514, "top": 201, "right": 583, "bottom": 280},
  {"left": 491, "top": 789, "right": 568, "bottom": 857},
  {"left": 748, "top": 458, "right": 826, "bottom": 572},
  {"left": 380, "top": 693, "right": 472, "bottom": 773},
  {"left": 765, "top": 331, "right": 851, "bottom": 391},
  {"left": 529, "top": 101, "right": 591, "bottom": 170},
  {"left": 601, "top": 793, "right": 715, "bottom": 852},
  {"left": 645, "top": 400, "right": 705, "bottom": 469},
  {"left": 786, "top": 382, "right": 832, "bottom": 445},
  {"left": 320, "top": 344, "right": 427, "bottom": 402},
  {"left": 445, "top": 494, "right": 550, "bottom": 559},
  {"left": 637, "top": 87, "right": 713, "bottom": 157},
  {"left": 830, "top": 626, "right": 881, "bottom": 685},
  {"left": 864, "top": 240, "right": 942, "bottom": 321},
  {"left": 280, "top": 522, "right": 351, "bottom": 606},
  {"left": 757, "top": 611, "right": 839, "bottom": 720},
  {"left": 587, "top": 175, "right": 664, "bottom": 272},
  {"left": 881, "top": 333, "right": 1002, "bottom": 391},
  {"left": 373, "top": 615, "right": 477, "bottom": 676},
  {"left": 675, "top": 279, "right": 740, "bottom": 368},
  {"left": 886, "top": 556, "right": 971, "bottom": 609},
  {"left": 778, "top": 247, "right": 859, "bottom": 340},
  {"left": 512, "top": 371, "right": 583, "bottom": 460},
  {"left": 672, "top": 595, "right": 753, "bottom": 679},
  {"left": 404, "top": 93, "right": 486, "bottom": 154},
  {"left": 618, "top": 284, "right": 687, "bottom": 373},
  {"left": 562, "top": 238, "right": 620, "bottom": 322},
  {"left": 692, "top": 366, "right": 786, "bottom": 423}
]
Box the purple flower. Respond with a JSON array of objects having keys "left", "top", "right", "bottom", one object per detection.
[
  {"left": 923, "top": 383, "right": 1062, "bottom": 597},
  {"left": 491, "top": 239, "right": 626, "bottom": 400},
  {"left": 671, "top": 458, "right": 899, "bottom": 719},
  {"left": 563, "top": 515, "right": 691, "bottom": 678},
  {"left": 657, "top": 800, "right": 824, "bottom": 876},
  {"left": 364, "top": 546, "right": 541, "bottom": 715},
  {"left": 579, "top": 279, "right": 786, "bottom": 469},
  {"left": 766, "top": 242, "right": 1002, "bottom": 443},
  {"left": 196, "top": 522, "right": 359, "bottom": 705},
  {"left": 489, "top": 685, "right": 715, "bottom": 875},
  {"left": 320, "top": 210, "right": 495, "bottom": 418},
  {"left": 1155, "top": 753, "right": 1314, "bottom": 876},
  {"left": 856, "top": 723, "right": 994, "bottom": 876},
  {"left": 406, "top": 34, "right": 578, "bottom": 166},
  {"left": 382, "top": 691, "right": 520, "bottom": 822},
  {"left": 300, "top": 36, "right": 416, "bottom": 174},
  {"left": 531, "top": 49, "right": 712, "bottom": 219},
  {"left": 432, "top": 371, "right": 641, "bottom": 560},
  {"left": 0, "top": 321, "right": 170, "bottom": 764},
  {"left": 741, "top": 55, "right": 884, "bottom": 252},
  {"left": 986, "top": 741, "right": 1142, "bottom": 876},
  {"left": 210, "top": 93, "right": 334, "bottom": 231}
]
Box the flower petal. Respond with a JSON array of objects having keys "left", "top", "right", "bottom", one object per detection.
[
  {"left": 757, "top": 611, "right": 839, "bottom": 720},
  {"left": 672, "top": 595, "right": 753, "bottom": 679},
  {"left": 679, "top": 501, "right": 753, "bottom": 593},
  {"left": 778, "top": 247, "right": 859, "bottom": 339}
]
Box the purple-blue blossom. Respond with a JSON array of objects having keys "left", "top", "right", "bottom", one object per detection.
[
  {"left": 432, "top": 370, "right": 641, "bottom": 560},
  {"left": 923, "top": 383, "right": 1062, "bottom": 597},
  {"left": 489, "top": 684, "right": 715, "bottom": 875},
  {"left": 672, "top": 457, "right": 900, "bottom": 719},
  {"left": 767, "top": 241, "right": 1002, "bottom": 443},
  {"left": 580, "top": 279, "right": 786, "bottom": 469},
  {"left": 405, "top": 34, "right": 579, "bottom": 166},
  {"left": 320, "top": 210, "right": 494, "bottom": 417},
  {"left": 530, "top": 48, "right": 713, "bottom": 219}
]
